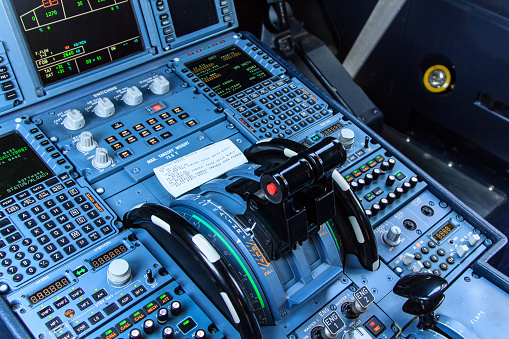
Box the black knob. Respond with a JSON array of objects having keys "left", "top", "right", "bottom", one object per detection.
[
  {"left": 372, "top": 168, "right": 382, "bottom": 179},
  {"left": 364, "top": 173, "right": 373, "bottom": 185},
  {"left": 157, "top": 307, "right": 169, "bottom": 324},
  {"left": 386, "top": 175, "right": 396, "bottom": 186},
  {"left": 170, "top": 301, "right": 182, "bottom": 316},
  {"left": 162, "top": 326, "right": 174, "bottom": 339},
  {"left": 409, "top": 176, "right": 419, "bottom": 188},
  {"left": 393, "top": 272, "right": 448, "bottom": 330},
  {"left": 371, "top": 203, "right": 381, "bottom": 216},
  {"left": 380, "top": 161, "right": 390, "bottom": 171},
  {"left": 379, "top": 198, "right": 389, "bottom": 210},
  {"left": 402, "top": 181, "right": 412, "bottom": 192},
  {"left": 388, "top": 158, "right": 396, "bottom": 170},
  {"left": 394, "top": 187, "right": 404, "bottom": 198},
  {"left": 129, "top": 328, "right": 142, "bottom": 339},
  {"left": 146, "top": 269, "right": 155, "bottom": 284},
  {"left": 143, "top": 319, "right": 156, "bottom": 334},
  {"left": 386, "top": 192, "right": 396, "bottom": 204},
  {"left": 365, "top": 209, "right": 373, "bottom": 219},
  {"left": 357, "top": 178, "right": 366, "bottom": 190},
  {"left": 350, "top": 181, "right": 359, "bottom": 192},
  {"left": 196, "top": 329, "right": 207, "bottom": 338}
]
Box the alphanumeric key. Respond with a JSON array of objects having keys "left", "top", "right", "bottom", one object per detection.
[
  {"left": 56, "top": 237, "right": 69, "bottom": 247},
  {"left": 31, "top": 227, "right": 44, "bottom": 237}
]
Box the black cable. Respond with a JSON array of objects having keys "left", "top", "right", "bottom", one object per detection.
[{"left": 123, "top": 203, "right": 262, "bottom": 339}]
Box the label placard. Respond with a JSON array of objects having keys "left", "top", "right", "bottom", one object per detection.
[{"left": 154, "top": 139, "right": 247, "bottom": 197}]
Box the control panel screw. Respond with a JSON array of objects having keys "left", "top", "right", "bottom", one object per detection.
[
  {"left": 464, "top": 277, "right": 471, "bottom": 282},
  {"left": 226, "top": 123, "right": 234, "bottom": 129},
  {"left": 181, "top": 82, "right": 189, "bottom": 88},
  {"left": 33, "top": 119, "right": 43, "bottom": 125},
  {"left": 95, "top": 187, "right": 105, "bottom": 194},
  {"left": 281, "top": 310, "right": 287, "bottom": 317},
  {"left": 289, "top": 335, "right": 296, "bottom": 339},
  {"left": 132, "top": 168, "right": 140, "bottom": 174},
  {"left": 199, "top": 136, "right": 205, "bottom": 141},
  {"left": 330, "top": 304, "right": 337, "bottom": 311}
]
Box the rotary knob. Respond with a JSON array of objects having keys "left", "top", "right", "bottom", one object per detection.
[
  {"left": 338, "top": 128, "right": 355, "bottom": 149},
  {"left": 195, "top": 329, "right": 207, "bottom": 339},
  {"left": 388, "top": 158, "right": 396, "bottom": 169},
  {"left": 386, "top": 192, "right": 397, "bottom": 204},
  {"left": 92, "top": 147, "right": 113, "bottom": 169},
  {"left": 372, "top": 168, "right": 382, "bottom": 179},
  {"left": 150, "top": 75, "right": 170, "bottom": 95},
  {"left": 380, "top": 161, "right": 390, "bottom": 171},
  {"left": 123, "top": 86, "right": 143, "bottom": 106},
  {"left": 170, "top": 301, "right": 182, "bottom": 316},
  {"left": 63, "top": 109, "right": 85, "bottom": 130},
  {"left": 386, "top": 175, "right": 396, "bottom": 186},
  {"left": 143, "top": 319, "right": 156, "bottom": 334},
  {"left": 357, "top": 178, "right": 366, "bottom": 190},
  {"left": 94, "top": 97, "right": 116, "bottom": 117},
  {"left": 383, "top": 226, "right": 402, "bottom": 246},
  {"left": 157, "top": 307, "right": 169, "bottom": 324},
  {"left": 364, "top": 173, "right": 374, "bottom": 185},
  {"left": 409, "top": 176, "right": 419, "bottom": 188},
  {"left": 129, "top": 329, "right": 142, "bottom": 339},
  {"left": 76, "top": 131, "right": 97, "bottom": 153},
  {"left": 162, "top": 326, "right": 174, "bottom": 339},
  {"left": 107, "top": 259, "right": 131, "bottom": 285},
  {"left": 403, "top": 253, "right": 415, "bottom": 265}
]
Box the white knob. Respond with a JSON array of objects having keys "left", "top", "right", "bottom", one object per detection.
[
  {"left": 150, "top": 75, "right": 170, "bottom": 95},
  {"left": 94, "top": 97, "right": 115, "bottom": 118},
  {"left": 412, "top": 261, "right": 424, "bottom": 273},
  {"left": 468, "top": 234, "right": 481, "bottom": 247},
  {"left": 457, "top": 244, "right": 469, "bottom": 258},
  {"left": 92, "top": 147, "right": 112, "bottom": 169},
  {"left": 338, "top": 128, "right": 355, "bottom": 149},
  {"left": 123, "top": 86, "right": 143, "bottom": 106},
  {"left": 63, "top": 109, "right": 85, "bottom": 130},
  {"left": 77, "top": 131, "right": 97, "bottom": 153},
  {"left": 403, "top": 253, "right": 414, "bottom": 266},
  {"left": 107, "top": 259, "right": 131, "bottom": 285},
  {"left": 343, "top": 328, "right": 373, "bottom": 339},
  {"left": 383, "top": 226, "right": 402, "bottom": 246}
]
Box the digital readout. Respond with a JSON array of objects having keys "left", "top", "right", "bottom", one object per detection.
[
  {"left": 28, "top": 276, "right": 70, "bottom": 304},
  {"left": 90, "top": 243, "right": 128, "bottom": 268},
  {"left": 432, "top": 222, "right": 456, "bottom": 242}
]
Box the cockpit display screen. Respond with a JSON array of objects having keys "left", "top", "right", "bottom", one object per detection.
[
  {"left": 0, "top": 132, "right": 54, "bottom": 200},
  {"left": 10, "top": 0, "right": 144, "bottom": 86},
  {"left": 185, "top": 45, "right": 270, "bottom": 98}
]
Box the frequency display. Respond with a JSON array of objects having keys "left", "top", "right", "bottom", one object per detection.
[
  {"left": 10, "top": 0, "right": 144, "bottom": 85},
  {"left": 0, "top": 132, "right": 54, "bottom": 200},
  {"left": 185, "top": 45, "right": 270, "bottom": 98}
]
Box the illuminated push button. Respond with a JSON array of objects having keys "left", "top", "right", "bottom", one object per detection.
[
  {"left": 77, "top": 131, "right": 97, "bottom": 153},
  {"left": 63, "top": 109, "right": 85, "bottom": 130},
  {"left": 162, "top": 326, "right": 174, "bottom": 339},
  {"left": 143, "top": 319, "right": 155, "bottom": 334},
  {"left": 468, "top": 233, "right": 481, "bottom": 246},
  {"left": 123, "top": 86, "right": 143, "bottom": 106},
  {"left": 107, "top": 259, "right": 131, "bottom": 285},
  {"left": 457, "top": 245, "right": 469, "bottom": 258},
  {"left": 94, "top": 97, "right": 116, "bottom": 118},
  {"left": 170, "top": 301, "right": 182, "bottom": 316},
  {"left": 92, "top": 148, "right": 113, "bottom": 169},
  {"left": 150, "top": 75, "right": 170, "bottom": 95},
  {"left": 338, "top": 128, "right": 355, "bottom": 149}
]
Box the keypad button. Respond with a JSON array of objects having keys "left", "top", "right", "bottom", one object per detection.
[
  {"left": 27, "top": 267, "right": 36, "bottom": 275},
  {"left": 22, "top": 238, "right": 32, "bottom": 246},
  {"left": 34, "top": 252, "right": 44, "bottom": 261},
  {"left": 28, "top": 245, "right": 38, "bottom": 253}
]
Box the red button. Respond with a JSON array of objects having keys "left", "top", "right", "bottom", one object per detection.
[
  {"left": 151, "top": 104, "right": 163, "bottom": 111},
  {"left": 266, "top": 183, "right": 278, "bottom": 195}
]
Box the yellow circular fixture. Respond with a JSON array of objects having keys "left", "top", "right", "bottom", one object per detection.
[{"left": 423, "top": 65, "right": 451, "bottom": 93}]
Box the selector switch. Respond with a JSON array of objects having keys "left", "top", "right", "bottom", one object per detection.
[
  {"left": 338, "top": 128, "right": 355, "bottom": 149},
  {"left": 94, "top": 97, "right": 116, "bottom": 118},
  {"left": 457, "top": 245, "right": 469, "bottom": 258},
  {"left": 63, "top": 109, "right": 85, "bottom": 130},
  {"left": 383, "top": 226, "right": 402, "bottom": 246},
  {"left": 107, "top": 259, "right": 131, "bottom": 285},
  {"left": 129, "top": 329, "right": 142, "bottom": 339},
  {"left": 92, "top": 147, "right": 113, "bottom": 169},
  {"left": 157, "top": 307, "right": 169, "bottom": 324},
  {"left": 469, "top": 234, "right": 481, "bottom": 246},
  {"left": 403, "top": 253, "right": 415, "bottom": 265},
  {"left": 150, "top": 75, "right": 170, "bottom": 95},
  {"left": 123, "top": 86, "right": 143, "bottom": 106},
  {"left": 162, "top": 326, "right": 174, "bottom": 339},
  {"left": 343, "top": 328, "right": 372, "bottom": 339},
  {"left": 412, "top": 261, "right": 424, "bottom": 273},
  {"left": 386, "top": 175, "right": 396, "bottom": 187},
  {"left": 143, "top": 319, "right": 155, "bottom": 334},
  {"left": 76, "top": 131, "right": 97, "bottom": 153}
]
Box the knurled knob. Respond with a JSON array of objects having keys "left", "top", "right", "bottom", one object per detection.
[
  {"left": 77, "top": 131, "right": 97, "bottom": 153},
  {"left": 383, "top": 226, "right": 402, "bottom": 246},
  {"left": 92, "top": 147, "right": 112, "bottom": 169}
]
